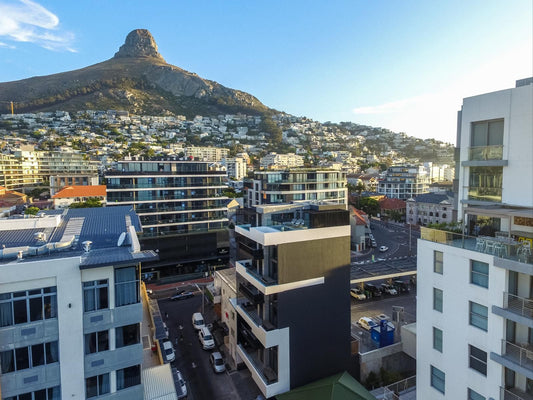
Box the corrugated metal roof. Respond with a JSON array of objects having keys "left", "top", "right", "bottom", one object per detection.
[{"left": 142, "top": 364, "right": 178, "bottom": 400}]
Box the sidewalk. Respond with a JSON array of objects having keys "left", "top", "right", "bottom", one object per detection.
[{"left": 146, "top": 276, "right": 213, "bottom": 292}]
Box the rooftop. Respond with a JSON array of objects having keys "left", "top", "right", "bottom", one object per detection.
[{"left": 52, "top": 185, "right": 107, "bottom": 198}]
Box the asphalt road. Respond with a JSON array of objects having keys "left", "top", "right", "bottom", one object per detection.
[{"left": 158, "top": 289, "right": 261, "bottom": 400}]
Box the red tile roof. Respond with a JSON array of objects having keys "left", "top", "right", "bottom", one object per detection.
[
  {"left": 378, "top": 197, "right": 406, "bottom": 210},
  {"left": 52, "top": 185, "right": 106, "bottom": 199}
]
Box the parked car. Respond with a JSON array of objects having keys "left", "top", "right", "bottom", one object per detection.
[
  {"left": 161, "top": 339, "right": 175, "bottom": 362},
  {"left": 379, "top": 245, "right": 389, "bottom": 252},
  {"left": 394, "top": 280, "right": 410, "bottom": 293},
  {"left": 192, "top": 312, "right": 205, "bottom": 330},
  {"left": 210, "top": 351, "right": 226, "bottom": 373},
  {"left": 174, "top": 369, "right": 187, "bottom": 398},
  {"left": 371, "top": 240, "right": 377, "bottom": 248},
  {"left": 350, "top": 288, "right": 366, "bottom": 300},
  {"left": 364, "top": 283, "right": 382, "bottom": 297},
  {"left": 380, "top": 283, "right": 398, "bottom": 295},
  {"left": 358, "top": 317, "right": 378, "bottom": 331},
  {"left": 171, "top": 289, "right": 195, "bottom": 301},
  {"left": 198, "top": 326, "right": 215, "bottom": 350}
]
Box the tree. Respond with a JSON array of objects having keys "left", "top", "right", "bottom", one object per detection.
[
  {"left": 24, "top": 207, "right": 40, "bottom": 216},
  {"left": 69, "top": 198, "right": 103, "bottom": 208},
  {"left": 359, "top": 197, "right": 380, "bottom": 217},
  {"left": 260, "top": 116, "right": 282, "bottom": 145}
]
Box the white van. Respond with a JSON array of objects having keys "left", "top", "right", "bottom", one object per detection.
[
  {"left": 198, "top": 326, "right": 215, "bottom": 350},
  {"left": 192, "top": 312, "right": 205, "bottom": 330}
]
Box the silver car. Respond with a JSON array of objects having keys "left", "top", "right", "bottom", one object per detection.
[{"left": 210, "top": 351, "right": 226, "bottom": 373}]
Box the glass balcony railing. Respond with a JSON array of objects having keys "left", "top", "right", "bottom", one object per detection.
[
  {"left": 469, "top": 145, "right": 504, "bottom": 161},
  {"left": 467, "top": 187, "right": 502, "bottom": 202},
  {"left": 420, "top": 228, "right": 532, "bottom": 265},
  {"left": 238, "top": 344, "right": 278, "bottom": 385},
  {"left": 236, "top": 297, "right": 277, "bottom": 331},
  {"left": 238, "top": 260, "right": 278, "bottom": 286}
]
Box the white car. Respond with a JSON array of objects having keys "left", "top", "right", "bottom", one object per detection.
[
  {"left": 210, "top": 351, "right": 226, "bottom": 373},
  {"left": 379, "top": 245, "right": 389, "bottom": 252},
  {"left": 358, "top": 317, "right": 378, "bottom": 331},
  {"left": 161, "top": 339, "right": 175, "bottom": 362},
  {"left": 380, "top": 283, "right": 398, "bottom": 295},
  {"left": 350, "top": 288, "right": 366, "bottom": 300},
  {"left": 198, "top": 326, "right": 215, "bottom": 350},
  {"left": 174, "top": 369, "right": 187, "bottom": 398}
]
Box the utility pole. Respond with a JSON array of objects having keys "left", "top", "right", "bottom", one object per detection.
[
  {"left": 201, "top": 271, "right": 208, "bottom": 315},
  {"left": 408, "top": 223, "right": 412, "bottom": 256}
]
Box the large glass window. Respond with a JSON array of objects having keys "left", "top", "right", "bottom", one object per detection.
[
  {"left": 83, "top": 280, "right": 108, "bottom": 312},
  {"left": 469, "top": 345, "right": 487, "bottom": 375},
  {"left": 116, "top": 324, "right": 140, "bottom": 348},
  {"left": 434, "top": 251, "right": 443, "bottom": 274},
  {"left": 117, "top": 364, "right": 141, "bottom": 390},
  {"left": 430, "top": 365, "right": 445, "bottom": 394},
  {"left": 3, "top": 386, "right": 61, "bottom": 400},
  {"left": 85, "top": 330, "right": 109, "bottom": 354},
  {"left": 86, "top": 373, "right": 110, "bottom": 398},
  {"left": 433, "top": 327, "right": 443, "bottom": 352},
  {"left": 0, "top": 287, "right": 57, "bottom": 328},
  {"left": 0, "top": 341, "right": 59, "bottom": 374},
  {"left": 433, "top": 288, "right": 443, "bottom": 312},
  {"left": 115, "top": 266, "right": 139, "bottom": 307},
  {"left": 469, "top": 166, "right": 503, "bottom": 202},
  {"left": 471, "top": 119, "right": 504, "bottom": 147},
  {"left": 469, "top": 302, "right": 488, "bottom": 331},
  {"left": 471, "top": 261, "right": 489, "bottom": 288}
]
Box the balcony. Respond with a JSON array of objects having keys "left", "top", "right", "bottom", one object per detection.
[
  {"left": 497, "top": 340, "right": 533, "bottom": 374},
  {"left": 504, "top": 293, "right": 533, "bottom": 319},
  {"left": 469, "top": 145, "right": 504, "bottom": 161},
  {"left": 467, "top": 186, "right": 503, "bottom": 203},
  {"left": 420, "top": 228, "right": 532, "bottom": 265},
  {"left": 237, "top": 260, "right": 278, "bottom": 287},
  {"left": 501, "top": 386, "right": 533, "bottom": 400}
]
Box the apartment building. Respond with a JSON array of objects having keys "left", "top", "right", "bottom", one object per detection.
[
  {"left": 244, "top": 169, "right": 347, "bottom": 209},
  {"left": 49, "top": 174, "right": 100, "bottom": 196},
  {"left": 183, "top": 146, "right": 229, "bottom": 162},
  {"left": 416, "top": 78, "right": 533, "bottom": 399},
  {"left": 231, "top": 203, "right": 351, "bottom": 398},
  {"left": 406, "top": 192, "right": 454, "bottom": 226},
  {"left": 224, "top": 156, "right": 247, "bottom": 180},
  {"left": 377, "top": 165, "right": 430, "bottom": 200},
  {"left": 259, "top": 153, "right": 304, "bottom": 170},
  {"left": 0, "top": 207, "right": 157, "bottom": 399},
  {"left": 105, "top": 158, "right": 229, "bottom": 279}
]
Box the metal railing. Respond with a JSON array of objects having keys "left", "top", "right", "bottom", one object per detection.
[
  {"left": 500, "top": 386, "right": 531, "bottom": 400},
  {"left": 372, "top": 376, "right": 416, "bottom": 400},
  {"left": 501, "top": 340, "right": 533, "bottom": 371},
  {"left": 504, "top": 292, "right": 533, "bottom": 318}
]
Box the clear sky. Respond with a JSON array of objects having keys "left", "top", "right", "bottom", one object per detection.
[{"left": 0, "top": 0, "right": 531, "bottom": 144}]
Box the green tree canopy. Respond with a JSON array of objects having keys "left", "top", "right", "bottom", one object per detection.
[{"left": 359, "top": 197, "right": 380, "bottom": 217}]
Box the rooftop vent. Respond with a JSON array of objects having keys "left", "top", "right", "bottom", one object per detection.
[
  {"left": 82, "top": 241, "right": 93, "bottom": 253},
  {"left": 34, "top": 232, "right": 46, "bottom": 242},
  {"left": 17, "top": 250, "right": 23, "bottom": 260}
]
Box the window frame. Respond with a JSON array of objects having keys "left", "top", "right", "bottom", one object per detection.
[
  {"left": 433, "top": 288, "right": 443, "bottom": 312},
  {"left": 85, "top": 330, "right": 109, "bottom": 354},
  {"left": 86, "top": 373, "right": 110, "bottom": 398},
  {"left": 0, "top": 341, "right": 59, "bottom": 374},
  {"left": 434, "top": 251, "right": 443, "bottom": 274},
  {"left": 469, "top": 301, "right": 488, "bottom": 331},
  {"left": 0, "top": 287, "right": 57, "bottom": 328},
  {"left": 470, "top": 260, "right": 489, "bottom": 288},
  {"left": 468, "top": 388, "right": 485, "bottom": 400},
  {"left": 469, "top": 345, "right": 488, "bottom": 376},
  {"left": 115, "top": 266, "right": 140, "bottom": 307},
  {"left": 433, "top": 327, "right": 443, "bottom": 352},
  {"left": 83, "top": 280, "right": 109, "bottom": 312},
  {"left": 115, "top": 323, "right": 140, "bottom": 348},
  {"left": 430, "top": 365, "right": 445, "bottom": 394}
]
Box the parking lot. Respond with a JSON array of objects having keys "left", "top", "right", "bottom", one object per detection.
[{"left": 157, "top": 288, "right": 261, "bottom": 400}]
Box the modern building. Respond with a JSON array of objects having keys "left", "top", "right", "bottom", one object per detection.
[
  {"left": 416, "top": 79, "right": 533, "bottom": 399},
  {"left": 105, "top": 158, "right": 229, "bottom": 279},
  {"left": 52, "top": 185, "right": 107, "bottom": 209},
  {"left": 406, "top": 192, "right": 454, "bottom": 226},
  {"left": 377, "top": 165, "right": 430, "bottom": 200},
  {"left": 183, "top": 146, "right": 229, "bottom": 162},
  {"left": 259, "top": 153, "right": 304, "bottom": 170},
  {"left": 224, "top": 156, "right": 247, "bottom": 180},
  {"left": 0, "top": 206, "right": 158, "bottom": 399},
  {"left": 244, "top": 169, "right": 347, "bottom": 209},
  {"left": 231, "top": 203, "right": 352, "bottom": 398},
  {"left": 49, "top": 174, "right": 100, "bottom": 196}
]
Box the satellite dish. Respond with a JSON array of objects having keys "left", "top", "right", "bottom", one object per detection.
[{"left": 117, "top": 232, "right": 127, "bottom": 247}]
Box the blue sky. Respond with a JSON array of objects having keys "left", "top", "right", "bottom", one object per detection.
[{"left": 0, "top": 0, "right": 531, "bottom": 144}]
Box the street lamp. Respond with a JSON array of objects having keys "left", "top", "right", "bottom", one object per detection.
[{"left": 201, "top": 271, "right": 208, "bottom": 315}]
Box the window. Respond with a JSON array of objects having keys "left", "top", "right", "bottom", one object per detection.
[
  {"left": 430, "top": 365, "right": 445, "bottom": 394},
  {"left": 468, "top": 166, "right": 503, "bottom": 202},
  {"left": 469, "top": 345, "right": 487, "bottom": 375},
  {"left": 471, "top": 119, "right": 504, "bottom": 147},
  {"left": 117, "top": 364, "right": 141, "bottom": 390},
  {"left": 86, "top": 373, "right": 110, "bottom": 398},
  {"left": 3, "top": 386, "right": 61, "bottom": 400},
  {"left": 0, "top": 341, "right": 59, "bottom": 374},
  {"left": 467, "top": 388, "right": 485, "bottom": 400},
  {"left": 471, "top": 261, "right": 489, "bottom": 288},
  {"left": 469, "top": 302, "right": 488, "bottom": 331},
  {"left": 433, "top": 327, "right": 443, "bottom": 352},
  {"left": 116, "top": 324, "right": 140, "bottom": 348},
  {"left": 83, "top": 280, "right": 108, "bottom": 312},
  {"left": 115, "top": 266, "right": 140, "bottom": 307},
  {"left": 85, "top": 330, "right": 109, "bottom": 354},
  {"left": 433, "top": 288, "right": 443, "bottom": 312},
  {"left": 434, "top": 251, "right": 443, "bottom": 274},
  {"left": 0, "top": 287, "right": 57, "bottom": 327}
]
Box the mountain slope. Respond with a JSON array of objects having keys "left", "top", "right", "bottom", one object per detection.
[{"left": 0, "top": 29, "right": 271, "bottom": 117}]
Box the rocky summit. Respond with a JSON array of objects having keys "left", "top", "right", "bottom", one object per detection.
[
  {"left": 0, "top": 29, "right": 270, "bottom": 117},
  {"left": 114, "top": 29, "right": 164, "bottom": 60}
]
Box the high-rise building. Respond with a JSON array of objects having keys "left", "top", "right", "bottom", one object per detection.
[
  {"left": 0, "top": 207, "right": 157, "bottom": 399},
  {"left": 105, "top": 158, "right": 229, "bottom": 279},
  {"left": 244, "top": 169, "right": 347, "bottom": 209},
  {"left": 231, "top": 203, "right": 351, "bottom": 398},
  {"left": 377, "top": 165, "right": 430, "bottom": 200},
  {"left": 416, "top": 79, "right": 533, "bottom": 399}
]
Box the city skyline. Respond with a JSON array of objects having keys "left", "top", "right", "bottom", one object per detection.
[{"left": 0, "top": 0, "right": 531, "bottom": 144}]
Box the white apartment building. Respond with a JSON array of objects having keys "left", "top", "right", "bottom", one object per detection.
[
  {"left": 416, "top": 78, "right": 533, "bottom": 400},
  {"left": 184, "top": 146, "right": 229, "bottom": 162},
  {"left": 0, "top": 207, "right": 157, "bottom": 399},
  {"left": 259, "top": 153, "right": 304, "bottom": 169},
  {"left": 225, "top": 156, "right": 247, "bottom": 180},
  {"left": 378, "top": 165, "right": 430, "bottom": 200}
]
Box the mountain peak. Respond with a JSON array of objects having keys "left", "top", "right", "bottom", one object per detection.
[{"left": 114, "top": 29, "right": 164, "bottom": 60}]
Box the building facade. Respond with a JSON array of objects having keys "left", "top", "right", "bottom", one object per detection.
[
  {"left": 377, "top": 165, "right": 430, "bottom": 200},
  {"left": 416, "top": 79, "right": 533, "bottom": 399},
  {"left": 224, "top": 157, "right": 247, "bottom": 180},
  {"left": 259, "top": 153, "right": 304, "bottom": 170},
  {"left": 231, "top": 203, "right": 352, "bottom": 398},
  {"left": 183, "top": 146, "right": 229, "bottom": 162},
  {"left": 406, "top": 192, "right": 454, "bottom": 226},
  {"left": 244, "top": 169, "right": 347, "bottom": 209},
  {"left": 105, "top": 159, "right": 229, "bottom": 279},
  {"left": 0, "top": 207, "right": 157, "bottom": 400}
]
